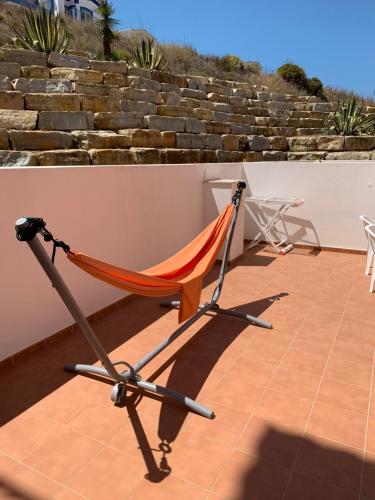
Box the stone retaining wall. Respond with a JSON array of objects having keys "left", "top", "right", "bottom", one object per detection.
[{"left": 0, "top": 48, "right": 373, "bottom": 166}]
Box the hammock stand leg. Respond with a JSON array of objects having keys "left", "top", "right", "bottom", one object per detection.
[
  {"left": 160, "top": 301, "right": 273, "bottom": 330},
  {"left": 22, "top": 236, "right": 215, "bottom": 419}
]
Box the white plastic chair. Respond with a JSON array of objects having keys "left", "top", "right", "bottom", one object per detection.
[
  {"left": 360, "top": 215, "right": 374, "bottom": 274},
  {"left": 365, "top": 224, "right": 375, "bottom": 292}
]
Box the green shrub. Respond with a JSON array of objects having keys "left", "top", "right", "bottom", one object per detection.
[
  {"left": 322, "top": 97, "right": 375, "bottom": 135},
  {"left": 220, "top": 54, "right": 244, "bottom": 72},
  {"left": 307, "top": 77, "right": 324, "bottom": 97},
  {"left": 277, "top": 63, "right": 307, "bottom": 89},
  {"left": 13, "top": 8, "right": 69, "bottom": 54},
  {"left": 243, "top": 61, "right": 262, "bottom": 74}
]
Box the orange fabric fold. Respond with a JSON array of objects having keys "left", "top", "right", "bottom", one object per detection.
[{"left": 67, "top": 204, "right": 235, "bottom": 323}]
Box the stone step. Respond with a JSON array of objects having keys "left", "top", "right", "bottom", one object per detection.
[
  {"left": 25, "top": 93, "right": 80, "bottom": 112},
  {"left": 0, "top": 91, "right": 23, "bottom": 110}
]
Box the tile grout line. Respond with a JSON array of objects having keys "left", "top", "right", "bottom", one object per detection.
[
  {"left": 281, "top": 256, "right": 361, "bottom": 498},
  {"left": 358, "top": 348, "right": 375, "bottom": 500},
  {"left": 208, "top": 253, "right": 345, "bottom": 495}
]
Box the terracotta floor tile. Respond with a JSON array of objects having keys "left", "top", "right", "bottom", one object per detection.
[
  {"left": 67, "top": 446, "right": 145, "bottom": 499},
  {"left": 280, "top": 349, "right": 328, "bottom": 376},
  {"left": 237, "top": 416, "right": 302, "bottom": 468},
  {"left": 366, "top": 417, "right": 375, "bottom": 453},
  {"left": 370, "top": 390, "right": 375, "bottom": 417},
  {"left": 213, "top": 449, "right": 290, "bottom": 499},
  {"left": 324, "top": 357, "right": 372, "bottom": 388},
  {"left": 209, "top": 377, "right": 264, "bottom": 412},
  {"left": 317, "top": 378, "right": 370, "bottom": 414},
  {"left": 269, "top": 366, "right": 321, "bottom": 400},
  {"left": 254, "top": 390, "right": 313, "bottom": 432},
  {"left": 227, "top": 357, "right": 278, "bottom": 388},
  {"left": 331, "top": 338, "right": 375, "bottom": 366},
  {"left": 338, "top": 323, "right": 375, "bottom": 346},
  {"left": 162, "top": 429, "right": 231, "bottom": 489},
  {"left": 67, "top": 397, "right": 129, "bottom": 443},
  {"left": 23, "top": 427, "right": 102, "bottom": 484},
  {"left": 0, "top": 412, "right": 62, "bottom": 460},
  {"left": 0, "top": 463, "right": 62, "bottom": 499},
  {"left": 284, "top": 472, "right": 357, "bottom": 500},
  {"left": 53, "top": 488, "right": 86, "bottom": 499},
  {"left": 185, "top": 400, "right": 250, "bottom": 447},
  {"left": 308, "top": 401, "right": 367, "bottom": 448},
  {"left": 31, "top": 383, "right": 95, "bottom": 425},
  {"left": 361, "top": 452, "right": 375, "bottom": 498},
  {"left": 0, "top": 452, "right": 18, "bottom": 474},
  {"left": 130, "top": 475, "right": 208, "bottom": 500},
  {"left": 240, "top": 341, "right": 288, "bottom": 364},
  {"left": 291, "top": 334, "right": 333, "bottom": 356},
  {"left": 294, "top": 433, "right": 362, "bottom": 493}
]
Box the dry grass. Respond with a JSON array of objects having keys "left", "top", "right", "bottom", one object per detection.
[
  {"left": 324, "top": 86, "right": 375, "bottom": 107},
  {"left": 1, "top": 3, "right": 373, "bottom": 104}
]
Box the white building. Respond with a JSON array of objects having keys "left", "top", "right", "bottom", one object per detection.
[{"left": 4, "top": 0, "right": 100, "bottom": 21}]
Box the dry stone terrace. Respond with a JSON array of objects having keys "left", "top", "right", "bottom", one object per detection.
[{"left": 1, "top": 48, "right": 375, "bottom": 166}]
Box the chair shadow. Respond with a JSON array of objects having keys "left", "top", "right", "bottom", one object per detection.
[{"left": 235, "top": 425, "right": 375, "bottom": 499}]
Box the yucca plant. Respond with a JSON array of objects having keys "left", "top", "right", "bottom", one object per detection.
[
  {"left": 13, "top": 8, "right": 69, "bottom": 54},
  {"left": 128, "top": 39, "right": 167, "bottom": 71},
  {"left": 95, "top": 0, "right": 119, "bottom": 61},
  {"left": 322, "top": 97, "right": 375, "bottom": 136}
]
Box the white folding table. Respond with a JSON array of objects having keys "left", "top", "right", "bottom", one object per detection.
[{"left": 245, "top": 195, "right": 304, "bottom": 255}]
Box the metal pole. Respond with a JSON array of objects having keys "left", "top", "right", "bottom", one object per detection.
[
  {"left": 27, "top": 237, "right": 123, "bottom": 382},
  {"left": 127, "top": 302, "right": 213, "bottom": 375},
  {"left": 211, "top": 184, "right": 244, "bottom": 303},
  {"left": 135, "top": 379, "right": 215, "bottom": 419}
]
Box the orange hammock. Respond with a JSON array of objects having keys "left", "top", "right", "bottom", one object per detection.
[{"left": 67, "top": 204, "right": 235, "bottom": 323}]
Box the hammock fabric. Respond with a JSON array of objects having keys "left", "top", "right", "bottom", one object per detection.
[{"left": 67, "top": 204, "right": 235, "bottom": 323}]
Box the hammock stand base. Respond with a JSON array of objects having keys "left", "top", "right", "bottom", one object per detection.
[{"left": 15, "top": 182, "right": 272, "bottom": 419}]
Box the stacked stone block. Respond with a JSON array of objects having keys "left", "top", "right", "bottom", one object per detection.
[{"left": 0, "top": 48, "right": 373, "bottom": 166}]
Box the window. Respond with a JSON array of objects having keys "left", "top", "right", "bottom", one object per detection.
[
  {"left": 65, "top": 5, "right": 77, "bottom": 19},
  {"left": 80, "top": 7, "right": 93, "bottom": 22}
]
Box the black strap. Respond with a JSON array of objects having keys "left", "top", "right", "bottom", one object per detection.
[{"left": 40, "top": 226, "right": 71, "bottom": 264}]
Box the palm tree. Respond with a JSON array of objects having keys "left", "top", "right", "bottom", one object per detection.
[{"left": 95, "top": 0, "right": 119, "bottom": 61}]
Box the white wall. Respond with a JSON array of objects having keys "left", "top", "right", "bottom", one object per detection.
[
  {"left": 1, "top": 160, "right": 375, "bottom": 360},
  {"left": 0, "top": 163, "right": 234, "bottom": 360},
  {"left": 240, "top": 161, "right": 375, "bottom": 251}
]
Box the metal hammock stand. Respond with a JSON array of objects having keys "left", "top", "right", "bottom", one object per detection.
[{"left": 15, "top": 182, "right": 272, "bottom": 419}]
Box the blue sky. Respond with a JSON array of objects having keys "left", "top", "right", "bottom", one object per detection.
[{"left": 113, "top": 0, "right": 375, "bottom": 98}]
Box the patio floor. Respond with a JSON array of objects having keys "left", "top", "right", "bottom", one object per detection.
[{"left": 0, "top": 247, "right": 375, "bottom": 499}]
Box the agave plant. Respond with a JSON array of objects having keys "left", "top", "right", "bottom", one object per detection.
[
  {"left": 322, "top": 97, "right": 375, "bottom": 136},
  {"left": 128, "top": 39, "right": 167, "bottom": 71},
  {"left": 13, "top": 8, "right": 69, "bottom": 54}
]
